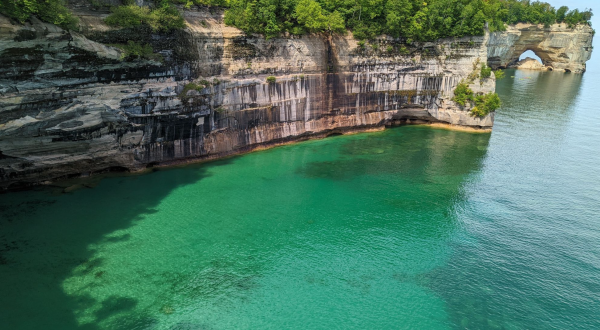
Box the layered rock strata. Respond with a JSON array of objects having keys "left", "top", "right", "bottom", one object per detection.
[
  {"left": 0, "top": 8, "right": 592, "bottom": 189},
  {"left": 488, "top": 23, "right": 593, "bottom": 73}
]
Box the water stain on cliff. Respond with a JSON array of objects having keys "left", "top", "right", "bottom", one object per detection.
[{"left": 0, "top": 9, "right": 592, "bottom": 189}]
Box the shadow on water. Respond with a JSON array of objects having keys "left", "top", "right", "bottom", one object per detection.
[
  {"left": 1, "top": 125, "right": 493, "bottom": 329},
  {"left": 0, "top": 158, "right": 233, "bottom": 330}
]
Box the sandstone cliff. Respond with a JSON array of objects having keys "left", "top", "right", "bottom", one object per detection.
[
  {"left": 488, "top": 23, "right": 593, "bottom": 73},
  {"left": 0, "top": 8, "right": 592, "bottom": 190}
]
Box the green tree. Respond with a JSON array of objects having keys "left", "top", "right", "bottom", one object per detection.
[
  {"left": 295, "top": 0, "right": 327, "bottom": 31},
  {"left": 0, "top": 0, "right": 78, "bottom": 30},
  {"left": 384, "top": 0, "right": 413, "bottom": 38},
  {"left": 223, "top": 0, "right": 592, "bottom": 41},
  {"left": 556, "top": 6, "right": 568, "bottom": 22},
  {"left": 105, "top": 5, "right": 152, "bottom": 29},
  {"left": 104, "top": 4, "right": 185, "bottom": 31}
]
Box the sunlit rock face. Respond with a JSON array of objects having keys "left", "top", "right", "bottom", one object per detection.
[
  {"left": 488, "top": 23, "right": 593, "bottom": 73},
  {"left": 3, "top": 7, "right": 594, "bottom": 189},
  {"left": 509, "top": 58, "right": 548, "bottom": 71}
]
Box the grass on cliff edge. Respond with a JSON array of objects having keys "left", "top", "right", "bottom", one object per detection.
[{"left": 178, "top": 81, "right": 212, "bottom": 101}]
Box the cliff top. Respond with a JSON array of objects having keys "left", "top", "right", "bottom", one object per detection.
[{"left": 0, "top": 0, "right": 594, "bottom": 42}]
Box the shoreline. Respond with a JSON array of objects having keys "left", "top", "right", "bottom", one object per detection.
[
  {"left": 1, "top": 121, "right": 491, "bottom": 194},
  {"left": 423, "top": 122, "right": 493, "bottom": 133}
]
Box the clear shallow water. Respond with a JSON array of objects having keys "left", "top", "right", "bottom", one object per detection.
[{"left": 1, "top": 69, "right": 600, "bottom": 329}]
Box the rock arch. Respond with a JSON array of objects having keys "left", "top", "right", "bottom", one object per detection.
[
  {"left": 509, "top": 49, "right": 548, "bottom": 70},
  {"left": 487, "top": 23, "right": 594, "bottom": 73},
  {"left": 517, "top": 49, "right": 545, "bottom": 65},
  {"left": 518, "top": 50, "right": 543, "bottom": 63}
]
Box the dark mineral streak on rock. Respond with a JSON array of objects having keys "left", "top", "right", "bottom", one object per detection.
[{"left": 0, "top": 9, "right": 593, "bottom": 190}]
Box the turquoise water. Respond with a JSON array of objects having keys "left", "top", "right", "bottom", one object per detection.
[{"left": 2, "top": 68, "right": 600, "bottom": 329}]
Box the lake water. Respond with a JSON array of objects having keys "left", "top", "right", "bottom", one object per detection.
[{"left": 1, "top": 66, "right": 600, "bottom": 329}]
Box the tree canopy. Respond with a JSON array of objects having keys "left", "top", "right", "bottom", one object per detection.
[
  {"left": 0, "top": 0, "right": 593, "bottom": 40},
  {"left": 0, "top": 0, "right": 78, "bottom": 30},
  {"left": 224, "top": 0, "right": 593, "bottom": 40}
]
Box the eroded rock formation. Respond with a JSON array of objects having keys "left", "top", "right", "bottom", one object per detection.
[
  {"left": 509, "top": 57, "right": 548, "bottom": 71},
  {"left": 0, "top": 8, "right": 593, "bottom": 189},
  {"left": 488, "top": 23, "right": 593, "bottom": 73}
]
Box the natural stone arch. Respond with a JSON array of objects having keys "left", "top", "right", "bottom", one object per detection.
[
  {"left": 518, "top": 50, "right": 543, "bottom": 63},
  {"left": 487, "top": 24, "right": 593, "bottom": 73},
  {"left": 509, "top": 49, "right": 549, "bottom": 71},
  {"left": 512, "top": 48, "right": 548, "bottom": 65}
]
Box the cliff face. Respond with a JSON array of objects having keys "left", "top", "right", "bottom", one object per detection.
[
  {"left": 488, "top": 23, "right": 594, "bottom": 73},
  {"left": 0, "top": 9, "right": 591, "bottom": 189}
]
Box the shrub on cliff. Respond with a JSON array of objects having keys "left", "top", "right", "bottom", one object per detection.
[
  {"left": 480, "top": 65, "right": 492, "bottom": 79},
  {"left": 109, "top": 41, "right": 163, "bottom": 62},
  {"left": 494, "top": 69, "right": 506, "bottom": 79},
  {"left": 471, "top": 93, "right": 501, "bottom": 117},
  {"left": 266, "top": 76, "right": 277, "bottom": 84},
  {"left": 452, "top": 83, "right": 474, "bottom": 106},
  {"left": 105, "top": 5, "right": 150, "bottom": 29},
  {"left": 0, "top": 0, "right": 78, "bottom": 30},
  {"left": 178, "top": 82, "right": 210, "bottom": 100},
  {"left": 105, "top": 3, "right": 185, "bottom": 32},
  {"left": 453, "top": 82, "right": 500, "bottom": 117}
]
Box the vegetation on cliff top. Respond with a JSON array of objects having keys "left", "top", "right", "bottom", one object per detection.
[
  {"left": 1, "top": 0, "right": 593, "bottom": 39},
  {"left": 0, "top": 0, "right": 78, "bottom": 30},
  {"left": 104, "top": 1, "right": 185, "bottom": 31},
  {"left": 222, "top": 0, "right": 594, "bottom": 40}
]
